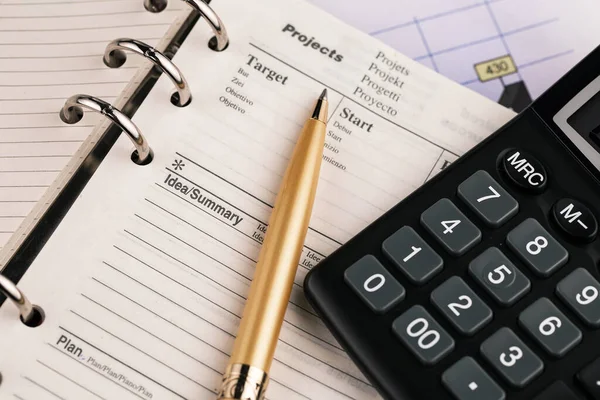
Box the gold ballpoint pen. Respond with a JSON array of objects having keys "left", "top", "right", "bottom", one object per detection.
[{"left": 217, "top": 89, "right": 329, "bottom": 400}]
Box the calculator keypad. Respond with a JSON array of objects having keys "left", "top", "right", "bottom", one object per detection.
[
  {"left": 431, "top": 276, "right": 493, "bottom": 335},
  {"left": 382, "top": 226, "right": 443, "bottom": 284},
  {"left": 518, "top": 298, "right": 582, "bottom": 358},
  {"left": 469, "top": 247, "right": 531, "bottom": 306},
  {"left": 457, "top": 170, "right": 519, "bottom": 227},
  {"left": 334, "top": 155, "right": 600, "bottom": 399},
  {"left": 556, "top": 267, "right": 600, "bottom": 327},
  {"left": 480, "top": 327, "right": 544, "bottom": 388},
  {"left": 506, "top": 218, "right": 569, "bottom": 277},
  {"left": 344, "top": 255, "right": 405, "bottom": 313},
  {"left": 442, "top": 357, "right": 505, "bottom": 400},
  {"left": 420, "top": 198, "right": 481, "bottom": 256},
  {"left": 392, "top": 305, "right": 454, "bottom": 365}
]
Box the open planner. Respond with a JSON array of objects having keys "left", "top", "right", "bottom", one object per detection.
[{"left": 0, "top": 0, "right": 516, "bottom": 399}]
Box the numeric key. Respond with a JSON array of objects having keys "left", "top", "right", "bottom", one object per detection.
[
  {"left": 469, "top": 247, "right": 531, "bottom": 306},
  {"left": 421, "top": 198, "right": 481, "bottom": 256},
  {"left": 382, "top": 226, "right": 443, "bottom": 284},
  {"left": 392, "top": 305, "right": 454, "bottom": 365},
  {"left": 442, "top": 357, "right": 505, "bottom": 400},
  {"left": 344, "top": 255, "right": 405, "bottom": 314},
  {"left": 457, "top": 170, "right": 518, "bottom": 227},
  {"left": 577, "top": 357, "right": 600, "bottom": 398},
  {"left": 431, "top": 276, "right": 492, "bottom": 335},
  {"left": 507, "top": 218, "right": 568, "bottom": 277},
  {"left": 480, "top": 327, "right": 543, "bottom": 387},
  {"left": 556, "top": 268, "right": 600, "bottom": 327},
  {"left": 519, "top": 298, "right": 582, "bottom": 357}
]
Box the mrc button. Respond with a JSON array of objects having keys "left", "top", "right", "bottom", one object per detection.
[
  {"left": 552, "top": 198, "right": 598, "bottom": 241},
  {"left": 500, "top": 149, "right": 547, "bottom": 193}
]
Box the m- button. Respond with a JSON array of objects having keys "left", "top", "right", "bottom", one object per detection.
[
  {"left": 552, "top": 198, "right": 598, "bottom": 242},
  {"left": 500, "top": 149, "right": 547, "bottom": 193}
]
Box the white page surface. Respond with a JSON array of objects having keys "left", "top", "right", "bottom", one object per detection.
[
  {"left": 0, "top": 0, "right": 183, "bottom": 248},
  {"left": 0, "top": 0, "right": 515, "bottom": 399}
]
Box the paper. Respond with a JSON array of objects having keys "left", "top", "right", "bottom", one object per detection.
[
  {"left": 0, "top": 0, "right": 183, "bottom": 249},
  {"left": 310, "top": 0, "right": 600, "bottom": 111},
  {"left": 0, "top": 0, "right": 514, "bottom": 399}
]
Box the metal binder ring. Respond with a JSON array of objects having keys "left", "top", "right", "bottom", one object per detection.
[
  {"left": 0, "top": 274, "right": 44, "bottom": 327},
  {"left": 59, "top": 95, "right": 153, "bottom": 165},
  {"left": 142, "top": 0, "right": 228, "bottom": 51},
  {"left": 183, "top": 0, "right": 229, "bottom": 51},
  {"left": 143, "top": 0, "right": 167, "bottom": 13},
  {"left": 103, "top": 38, "right": 192, "bottom": 107}
]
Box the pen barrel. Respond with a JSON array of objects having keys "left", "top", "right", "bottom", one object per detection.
[{"left": 230, "top": 118, "right": 326, "bottom": 372}]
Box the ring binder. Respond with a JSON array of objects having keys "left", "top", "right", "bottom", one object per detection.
[
  {"left": 146, "top": 0, "right": 229, "bottom": 51},
  {"left": 143, "top": 0, "right": 167, "bottom": 13},
  {"left": 183, "top": 0, "right": 229, "bottom": 51},
  {"left": 0, "top": 274, "right": 43, "bottom": 327},
  {"left": 59, "top": 95, "right": 153, "bottom": 165},
  {"left": 103, "top": 38, "right": 192, "bottom": 107}
]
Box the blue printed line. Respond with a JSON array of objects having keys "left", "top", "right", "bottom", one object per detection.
[
  {"left": 483, "top": 0, "right": 522, "bottom": 80},
  {"left": 460, "top": 78, "right": 480, "bottom": 85},
  {"left": 413, "top": 17, "right": 558, "bottom": 61},
  {"left": 370, "top": 0, "right": 507, "bottom": 36},
  {"left": 518, "top": 49, "right": 574, "bottom": 69},
  {"left": 370, "top": 20, "right": 417, "bottom": 36},
  {"left": 419, "top": 2, "right": 485, "bottom": 24},
  {"left": 503, "top": 18, "right": 559, "bottom": 36},
  {"left": 413, "top": 17, "right": 439, "bottom": 72},
  {"left": 421, "top": 34, "right": 500, "bottom": 59},
  {"left": 371, "top": 2, "right": 486, "bottom": 36}
]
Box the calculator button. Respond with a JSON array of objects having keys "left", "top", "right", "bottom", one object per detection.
[
  {"left": 431, "top": 276, "right": 493, "bottom": 335},
  {"left": 457, "top": 170, "right": 519, "bottom": 227},
  {"left": 420, "top": 198, "right": 481, "bottom": 256},
  {"left": 392, "top": 305, "right": 454, "bottom": 365},
  {"left": 506, "top": 218, "right": 568, "bottom": 277},
  {"left": 500, "top": 149, "right": 547, "bottom": 193},
  {"left": 382, "top": 226, "right": 443, "bottom": 284},
  {"left": 533, "top": 381, "right": 579, "bottom": 400},
  {"left": 480, "top": 327, "right": 544, "bottom": 388},
  {"left": 442, "top": 357, "right": 505, "bottom": 400},
  {"left": 469, "top": 247, "right": 531, "bottom": 306},
  {"left": 344, "top": 255, "right": 405, "bottom": 314},
  {"left": 556, "top": 268, "right": 600, "bottom": 327},
  {"left": 552, "top": 198, "right": 598, "bottom": 242},
  {"left": 518, "top": 298, "right": 582, "bottom": 357},
  {"left": 577, "top": 357, "right": 600, "bottom": 398}
]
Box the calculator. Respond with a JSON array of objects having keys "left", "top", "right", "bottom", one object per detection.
[{"left": 304, "top": 47, "right": 600, "bottom": 400}]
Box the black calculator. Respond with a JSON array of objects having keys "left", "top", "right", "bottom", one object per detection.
[{"left": 304, "top": 47, "right": 600, "bottom": 400}]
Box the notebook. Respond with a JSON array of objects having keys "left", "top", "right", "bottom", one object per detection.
[
  {"left": 0, "top": 0, "right": 186, "bottom": 249},
  {"left": 0, "top": 0, "right": 515, "bottom": 399}
]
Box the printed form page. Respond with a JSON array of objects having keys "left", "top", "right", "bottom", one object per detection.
[
  {"left": 0, "top": 0, "right": 183, "bottom": 249},
  {"left": 0, "top": 0, "right": 515, "bottom": 399}
]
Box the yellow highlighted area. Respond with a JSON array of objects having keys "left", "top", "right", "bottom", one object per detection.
[{"left": 475, "top": 55, "right": 517, "bottom": 82}]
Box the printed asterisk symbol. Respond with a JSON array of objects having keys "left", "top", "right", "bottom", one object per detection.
[{"left": 172, "top": 159, "right": 185, "bottom": 171}]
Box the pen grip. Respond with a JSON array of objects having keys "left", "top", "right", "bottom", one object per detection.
[{"left": 230, "top": 118, "right": 326, "bottom": 373}]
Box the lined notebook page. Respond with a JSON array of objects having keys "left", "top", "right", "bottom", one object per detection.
[
  {"left": 0, "top": 0, "right": 515, "bottom": 399},
  {"left": 0, "top": 0, "right": 183, "bottom": 248}
]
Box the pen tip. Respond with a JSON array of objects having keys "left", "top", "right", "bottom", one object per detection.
[
  {"left": 319, "top": 89, "right": 328, "bottom": 101},
  {"left": 311, "top": 89, "right": 329, "bottom": 122}
]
